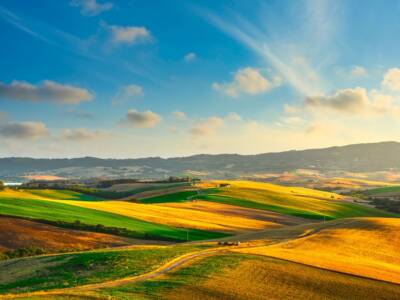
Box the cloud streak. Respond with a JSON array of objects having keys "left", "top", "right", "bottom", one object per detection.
[
  {"left": 60, "top": 128, "right": 108, "bottom": 141},
  {"left": 199, "top": 8, "right": 322, "bottom": 96}
]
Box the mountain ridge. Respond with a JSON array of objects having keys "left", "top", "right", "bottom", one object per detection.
[{"left": 1, "top": 141, "right": 400, "bottom": 179}]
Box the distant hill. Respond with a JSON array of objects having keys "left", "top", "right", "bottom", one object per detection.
[{"left": 1, "top": 141, "right": 400, "bottom": 180}]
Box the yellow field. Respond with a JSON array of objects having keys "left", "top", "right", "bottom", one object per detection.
[
  {"left": 213, "top": 180, "right": 343, "bottom": 200},
  {"left": 53, "top": 200, "right": 284, "bottom": 233},
  {"left": 235, "top": 218, "right": 400, "bottom": 284},
  {"left": 161, "top": 255, "right": 400, "bottom": 300}
]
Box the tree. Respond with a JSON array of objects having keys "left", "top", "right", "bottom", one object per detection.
[{"left": 0, "top": 180, "right": 4, "bottom": 190}]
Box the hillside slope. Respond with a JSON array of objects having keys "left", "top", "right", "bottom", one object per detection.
[
  {"left": 2, "top": 141, "right": 400, "bottom": 178},
  {"left": 235, "top": 217, "right": 400, "bottom": 284},
  {"left": 0, "top": 216, "right": 135, "bottom": 253}
]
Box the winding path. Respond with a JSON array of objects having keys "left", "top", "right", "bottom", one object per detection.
[{"left": 0, "top": 249, "right": 224, "bottom": 299}]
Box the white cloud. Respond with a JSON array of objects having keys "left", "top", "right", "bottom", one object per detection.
[
  {"left": 70, "top": 0, "right": 113, "bottom": 16},
  {"left": 350, "top": 66, "right": 367, "bottom": 77},
  {"left": 112, "top": 84, "right": 144, "bottom": 105},
  {"left": 0, "top": 80, "right": 92, "bottom": 104},
  {"left": 306, "top": 87, "right": 369, "bottom": 114},
  {"left": 382, "top": 68, "right": 400, "bottom": 92},
  {"left": 123, "top": 109, "right": 161, "bottom": 128},
  {"left": 226, "top": 112, "right": 242, "bottom": 121},
  {"left": 184, "top": 52, "right": 197, "bottom": 62},
  {"left": 305, "top": 87, "right": 400, "bottom": 117},
  {"left": 190, "top": 116, "right": 224, "bottom": 136},
  {"left": 213, "top": 67, "right": 282, "bottom": 97},
  {"left": 172, "top": 111, "right": 187, "bottom": 120},
  {"left": 0, "top": 121, "right": 49, "bottom": 139},
  {"left": 108, "top": 25, "right": 152, "bottom": 45},
  {"left": 60, "top": 128, "right": 108, "bottom": 141}
]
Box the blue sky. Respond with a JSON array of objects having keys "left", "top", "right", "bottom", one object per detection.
[{"left": 1, "top": 0, "right": 400, "bottom": 158}]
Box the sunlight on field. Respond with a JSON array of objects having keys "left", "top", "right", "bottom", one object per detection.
[
  {"left": 163, "top": 255, "right": 400, "bottom": 300},
  {"left": 235, "top": 218, "right": 400, "bottom": 284},
  {"left": 214, "top": 180, "right": 343, "bottom": 200},
  {"left": 53, "top": 199, "right": 282, "bottom": 233},
  {"left": 204, "top": 180, "right": 391, "bottom": 219},
  {"left": 0, "top": 217, "right": 133, "bottom": 252},
  {"left": 0, "top": 189, "right": 99, "bottom": 201}
]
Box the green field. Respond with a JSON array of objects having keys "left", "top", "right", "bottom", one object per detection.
[
  {"left": 137, "top": 182, "right": 395, "bottom": 220},
  {"left": 365, "top": 186, "right": 400, "bottom": 196},
  {"left": 197, "top": 194, "right": 394, "bottom": 220},
  {"left": 0, "top": 245, "right": 209, "bottom": 294},
  {"left": 140, "top": 190, "right": 199, "bottom": 204},
  {"left": 27, "top": 189, "right": 103, "bottom": 201},
  {"left": 0, "top": 197, "right": 228, "bottom": 241}
]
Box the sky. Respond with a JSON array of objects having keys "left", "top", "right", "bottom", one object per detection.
[{"left": 1, "top": 0, "right": 400, "bottom": 158}]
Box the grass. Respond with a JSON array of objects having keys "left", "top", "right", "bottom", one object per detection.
[
  {"left": 0, "top": 244, "right": 210, "bottom": 294},
  {"left": 100, "top": 253, "right": 400, "bottom": 300},
  {"left": 0, "top": 196, "right": 228, "bottom": 242},
  {"left": 365, "top": 185, "right": 400, "bottom": 196},
  {"left": 139, "top": 190, "right": 199, "bottom": 204}
]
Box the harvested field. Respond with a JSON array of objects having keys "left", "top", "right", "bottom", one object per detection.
[{"left": 0, "top": 216, "right": 148, "bottom": 253}]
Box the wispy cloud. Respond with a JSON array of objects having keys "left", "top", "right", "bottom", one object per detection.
[
  {"left": 60, "top": 128, "right": 109, "bottom": 141},
  {"left": 190, "top": 116, "right": 224, "bottom": 136},
  {"left": 184, "top": 52, "right": 197, "bottom": 62},
  {"left": 198, "top": 8, "right": 322, "bottom": 96},
  {"left": 0, "top": 5, "right": 103, "bottom": 62},
  {"left": 70, "top": 0, "right": 113, "bottom": 16},
  {"left": 112, "top": 84, "right": 144, "bottom": 105}
]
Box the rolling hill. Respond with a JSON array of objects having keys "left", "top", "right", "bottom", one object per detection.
[
  {"left": 234, "top": 217, "right": 400, "bottom": 284},
  {"left": 0, "top": 216, "right": 135, "bottom": 254},
  {"left": 0, "top": 189, "right": 227, "bottom": 242},
  {"left": 2, "top": 141, "right": 400, "bottom": 179}
]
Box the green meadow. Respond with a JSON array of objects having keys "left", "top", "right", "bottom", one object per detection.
[{"left": 0, "top": 196, "right": 228, "bottom": 241}]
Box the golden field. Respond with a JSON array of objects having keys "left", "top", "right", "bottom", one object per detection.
[
  {"left": 52, "top": 199, "right": 284, "bottom": 233},
  {"left": 235, "top": 218, "right": 400, "bottom": 284},
  {"left": 160, "top": 255, "right": 400, "bottom": 300},
  {"left": 213, "top": 180, "right": 343, "bottom": 200}
]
